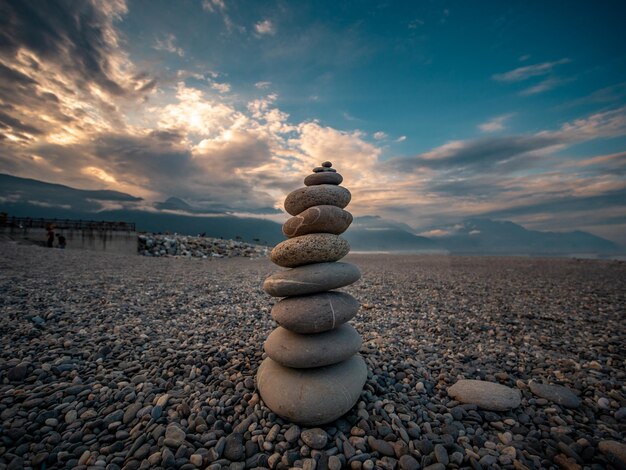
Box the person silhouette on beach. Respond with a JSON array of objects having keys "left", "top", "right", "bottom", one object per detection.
[
  {"left": 57, "top": 234, "right": 66, "bottom": 249},
  {"left": 46, "top": 227, "right": 55, "bottom": 248}
]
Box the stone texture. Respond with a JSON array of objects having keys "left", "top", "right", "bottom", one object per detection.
[
  {"left": 304, "top": 172, "right": 343, "bottom": 186},
  {"left": 598, "top": 440, "right": 626, "bottom": 466},
  {"left": 528, "top": 381, "right": 581, "bottom": 408},
  {"left": 163, "top": 425, "right": 186, "bottom": 448},
  {"left": 282, "top": 205, "right": 352, "bottom": 238},
  {"left": 300, "top": 428, "right": 328, "bottom": 449},
  {"left": 7, "top": 363, "right": 30, "bottom": 382},
  {"left": 257, "top": 355, "right": 367, "bottom": 426},
  {"left": 270, "top": 234, "right": 350, "bottom": 268},
  {"left": 271, "top": 291, "right": 360, "bottom": 334},
  {"left": 447, "top": 379, "right": 521, "bottom": 411},
  {"left": 264, "top": 324, "right": 362, "bottom": 368},
  {"left": 263, "top": 262, "right": 361, "bottom": 297},
  {"left": 284, "top": 185, "right": 351, "bottom": 216}
]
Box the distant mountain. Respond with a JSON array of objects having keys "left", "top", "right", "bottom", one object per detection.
[
  {"left": 345, "top": 216, "right": 438, "bottom": 251},
  {"left": 0, "top": 173, "right": 283, "bottom": 244},
  {"left": 1, "top": 173, "right": 622, "bottom": 255},
  {"left": 153, "top": 196, "right": 280, "bottom": 215},
  {"left": 154, "top": 196, "right": 222, "bottom": 214},
  {"left": 0, "top": 173, "right": 142, "bottom": 212},
  {"left": 431, "top": 218, "right": 621, "bottom": 255},
  {"left": 2, "top": 202, "right": 284, "bottom": 245}
]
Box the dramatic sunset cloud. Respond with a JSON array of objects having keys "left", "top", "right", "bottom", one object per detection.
[{"left": 0, "top": 0, "right": 625, "bottom": 243}]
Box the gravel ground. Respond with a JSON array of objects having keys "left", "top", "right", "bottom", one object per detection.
[{"left": 0, "top": 242, "right": 625, "bottom": 470}]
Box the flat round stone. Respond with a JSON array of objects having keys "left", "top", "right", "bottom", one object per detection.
[
  {"left": 263, "top": 262, "right": 361, "bottom": 297},
  {"left": 264, "top": 324, "right": 362, "bottom": 368},
  {"left": 272, "top": 291, "right": 359, "bottom": 333},
  {"left": 447, "top": 380, "right": 521, "bottom": 411},
  {"left": 270, "top": 234, "right": 349, "bottom": 268},
  {"left": 321, "top": 161, "right": 332, "bottom": 167},
  {"left": 304, "top": 172, "right": 343, "bottom": 186},
  {"left": 283, "top": 206, "right": 352, "bottom": 238},
  {"left": 284, "top": 185, "right": 351, "bottom": 216},
  {"left": 257, "top": 355, "right": 367, "bottom": 426}
]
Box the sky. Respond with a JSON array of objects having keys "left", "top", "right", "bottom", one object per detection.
[{"left": 1, "top": 0, "right": 625, "bottom": 243}]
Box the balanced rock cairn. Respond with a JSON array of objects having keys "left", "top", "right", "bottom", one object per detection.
[{"left": 257, "top": 162, "right": 367, "bottom": 426}]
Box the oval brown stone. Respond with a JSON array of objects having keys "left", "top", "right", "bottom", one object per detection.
[
  {"left": 304, "top": 172, "right": 343, "bottom": 186},
  {"left": 272, "top": 292, "right": 359, "bottom": 333},
  {"left": 284, "top": 185, "right": 351, "bottom": 216},
  {"left": 257, "top": 355, "right": 367, "bottom": 426},
  {"left": 270, "top": 234, "right": 349, "bottom": 268},
  {"left": 283, "top": 205, "right": 352, "bottom": 238},
  {"left": 263, "top": 262, "right": 361, "bottom": 297},
  {"left": 264, "top": 324, "right": 362, "bottom": 368}
]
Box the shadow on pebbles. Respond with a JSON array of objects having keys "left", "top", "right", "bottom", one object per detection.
[{"left": 0, "top": 243, "right": 625, "bottom": 470}]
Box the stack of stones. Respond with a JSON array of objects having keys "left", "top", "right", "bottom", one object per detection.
[{"left": 257, "top": 162, "right": 368, "bottom": 426}]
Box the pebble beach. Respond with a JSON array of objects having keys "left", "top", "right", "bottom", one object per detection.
[{"left": 1, "top": 243, "right": 625, "bottom": 470}]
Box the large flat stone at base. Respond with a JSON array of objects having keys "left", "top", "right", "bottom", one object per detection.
[
  {"left": 263, "top": 262, "right": 361, "bottom": 297},
  {"left": 264, "top": 324, "right": 362, "bottom": 368},
  {"left": 257, "top": 355, "right": 367, "bottom": 426}
]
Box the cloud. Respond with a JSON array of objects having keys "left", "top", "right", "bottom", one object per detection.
[
  {"left": 255, "top": 19, "right": 276, "bottom": 36},
  {"left": 478, "top": 114, "right": 514, "bottom": 132},
  {"left": 408, "top": 19, "right": 424, "bottom": 29},
  {"left": 390, "top": 106, "right": 626, "bottom": 174},
  {"left": 0, "top": 0, "right": 155, "bottom": 146},
  {"left": 520, "top": 77, "right": 570, "bottom": 96},
  {"left": 494, "top": 58, "right": 573, "bottom": 93},
  {"left": 0, "top": 0, "right": 146, "bottom": 96},
  {"left": 255, "top": 81, "right": 272, "bottom": 89},
  {"left": 211, "top": 82, "right": 232, "bottom": 93},
  {"left": 373, "top": 131, "right": 387, "bottom": 140},
  {"left": 388, "top": 134, "right": 562, "bottom": 173},
  {"left": 201, "top": 0, "right": 244, "bottom": 33},
  {"left": 493, "top": 58, "right": 570, "bottom": 82},
  {"left": 201, "top": 0, "right": 225, "bottom": 12},
  {"left": 153, "top": 34, "right": 184, "bottom": 57},
  {"left": 395, "top": 136, "right": 407, "bottom": 142},
  {"left": 562, "top": 81, "right": 626, "bottom": 108}
]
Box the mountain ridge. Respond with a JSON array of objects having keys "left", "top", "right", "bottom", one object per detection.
[{"left": 1, "top": 173, "right": 622, "bottom": 255}]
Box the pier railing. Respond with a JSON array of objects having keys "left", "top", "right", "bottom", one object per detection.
[{"left": 0, "top": 216, "right": 136, "bottom": 232}]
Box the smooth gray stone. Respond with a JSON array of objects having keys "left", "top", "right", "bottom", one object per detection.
[
  {"left": 528, "top": 381, "right": 581, "bottom": 408},
  {"left": 282, "top": 205, "right": 352, "bottom": 238},
  {"left": 270, "top": 234, "right": 350, "bottom": 268},
  {"left": 447, "top": 380, "right": 521, "bottom": 411},
  {"left": 304, "top": 172, "right": 343, "bottom": 186},
  {"left": 272, "top": 292, "right": 360, "bottom": 334},
  {"left": 263, "top": 262, "right": 361, "bottom": 297},
  {"left": 257, "top": 355, "right": 367, "bottom": 426},
  {"left": 264, "top": 324, "right": 362, "bottom": 368},
  {"left": 284, "top": 185, "right": 351, "bottom": 216}
]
